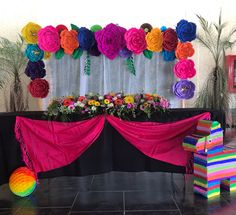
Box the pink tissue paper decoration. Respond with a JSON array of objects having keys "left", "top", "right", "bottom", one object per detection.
[{"left": 174, "top": 59, "right": 196, "bottom": 79}]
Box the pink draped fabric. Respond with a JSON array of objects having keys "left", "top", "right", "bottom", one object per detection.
[
  {"left": 15, "top": 116, "right": 105, "bottom": 174},
  {"left": 106, "top": 112, "right": 211, "bottom": 167}
]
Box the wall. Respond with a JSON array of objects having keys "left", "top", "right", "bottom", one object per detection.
[{"left": 0, "top": 0, "right": 236, "bottom": 111}]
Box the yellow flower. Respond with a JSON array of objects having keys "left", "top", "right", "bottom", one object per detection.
[
  {"left": 104, "top": 99, "right": 110, "bottom": 104},
  {"left": 88, "top": 100, "right": 93, "bottom": 105},
  {"left": 124, "top": 96, "right": 134, "bottom": 104},
  {"left": 44, "top": 51, "right": 51, "bottom": 60},
  {"left": 143, "top": 102, "right": 149, "bottom": 107},
  {"left": 67, "top": 95, "right": 74, "bottom": 99},
  {"left": 95, "top": 101, "right": 100, "bottom": 106},
  {"left": 146, "top": 28, "right": 163, "bottom": 52},
  {"left": 21, "top": 22, "right": 42, "bottom": 44}
]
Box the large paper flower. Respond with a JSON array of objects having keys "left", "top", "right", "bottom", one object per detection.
[
  {"left": 38, "top": 26, "right": 60, "bottom": 52},
  {"left": 21, "top": 22, "right": 41, "bottom": 44},
  {"left": 60, "top": 30, "right": 79, "bottom": 54},
  {"left": 78, "top": 27, "right": 95, "bottom": 50},
  {"left": 175, "top": 42, "right": 194, "bottom": 59},
  {"left": 125, "top": 28, "right": 146, "bottom": 54},
  {"left": 176, "top": 20, "right": 196, "bottom": 42},
  {"left": 56, "top": 24, "right": 68, "bottom": 34},
  {"left": 162, "top": 50, "right": 176, "bottom": 61},
  {"left": 145, "top": 28, "right": 163, "bottom": 52},
  {"left": 95, "top": 23, "right": 126, "bottom": 60},
  {"left": 174, "top": 59, "right": 196, "bottom": 79},
  {"left": 173, "top": 80, "right": 195, "bottom": 99},
  {"left": 28, "top": 78, "right": 49, "bottom": 98},
  {"left": 162, "top": 28, "right": 178, "bottom": 51},
  {"left": 25, "top": 44, "right": 44, "bottom": 62},
  {"left": 25, "top": 60, "right": 46, "bottom": 80}
]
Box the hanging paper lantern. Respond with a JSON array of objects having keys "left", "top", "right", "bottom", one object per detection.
[{"left": 9, "top": 167, "right": 37, "bottom": 197}]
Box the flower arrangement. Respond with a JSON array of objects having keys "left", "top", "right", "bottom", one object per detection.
[
  {"left": 21, "top": 19, "right": 197, "bottom": 100},
  {"left": 46, "top": 93, "right": 169, "bottom": 121}
]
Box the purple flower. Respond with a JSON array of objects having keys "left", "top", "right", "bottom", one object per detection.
[
  {"left": 140, "top": 105, "right": 145, "bottom": 111},
  {"left": 119, "top": 47, "right": 132, "bottom": 58},
  {"left": 78, "top": 27, "right": 95, "bottom": 51},
  {"left": 25, "top": 60, "right": 46, "bottom": 80},
  {"left": 127, "top": 103, "right": 133, "bottom": 109},
  {"left": 95, "top": 23, "right": 126, "bottom": 60},
  {"left": 173, "top": 80, "right": 195, "bottom": 99}
]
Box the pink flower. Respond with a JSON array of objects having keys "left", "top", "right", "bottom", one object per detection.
[
  {"left": 173, "top": 59, "right": 196, "bottom": 79},
  {"left": 38, "top": 26, "right": 60, "bottom": 52},
  {"left": 125, "top": 28, "right": 147, "bottom": 54},
  {"left": 95, "top": 23, "right": 126, "bottom": 60},
  {"left": 127, "top": 103, "right": 133, "bottom": 109},
  {"left": 68, "top": 105, "right": 75, "bottom": 110},
  {"left": 160, "top": 98, "right": 169, "bottom": 108}
]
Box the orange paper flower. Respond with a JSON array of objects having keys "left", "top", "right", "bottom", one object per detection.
[
  {"left": 175, "top": 42, "right": 194, "bottom": 59},
  {"left": 60, "top": 30, "right": 79, "bottom": 55},
  {"left": 146, "top": 28, "right": 163, "bottom": 52}
]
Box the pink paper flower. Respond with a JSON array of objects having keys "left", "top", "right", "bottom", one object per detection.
[
  {"left": 95, "top": 23, "right": 126, "bottom": 60},
  {"left": 38, "top": 26, "right": 60, "bottom": 52},
  {"left": 125, "top": 28, "right": 147, "bottom": 54},
  {"left": 173, "top": 59, "right": 196, "bottom": 79}
]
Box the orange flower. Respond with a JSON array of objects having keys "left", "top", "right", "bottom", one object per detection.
[
  {"left": 60, "top": 30, "right": 79, "bottom": 54},
  {"left": 146, "top": 28, "right": 163, "bottom": 52},
  {"left": 175, "top": 42, "right": 194, "bottom": 59},
  {"left": 78, "top": 96, "right": 85, "bottom": 102},
  {"left": 114, "top": 99, "right": 123, "bottom": 105},
  {"left": 88, "top": 100, "right": 96, "bottom": 105},
  {"left": 95, "top": 101, "right": 100, "bottom": 106},
  {"left": 63, "top": 99, "right": 71, "bottom": 106}
]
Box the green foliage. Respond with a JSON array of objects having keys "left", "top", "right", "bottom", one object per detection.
[
  {"left": 126, "top": 56, "right": 136, "bottom": 75},
  {"left": 195, "top": 11, "right": 236, "bottom": 112},
  {"left": 143, "top": 49, "right": 153, "bottom": 59}
]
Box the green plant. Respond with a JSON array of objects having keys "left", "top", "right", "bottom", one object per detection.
[
  {"left": 195, "top": 11, "right": 236, "bottom": 112},
  {"left": 0, "top": 35, "right": 28, "bottom": 111}
]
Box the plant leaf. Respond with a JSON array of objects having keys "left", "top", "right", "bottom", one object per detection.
[
  {"left": 143, "top": 49, "right": 153, "bottom": 59},
  {"left": 71, "top": 24, "right": 79, "bottom": 31},
  {"left": 55, "top": 48, "right": 64, "bottom": 59},
  {"left": 72, "top": 48, "right": 83, "bottom": 59}
]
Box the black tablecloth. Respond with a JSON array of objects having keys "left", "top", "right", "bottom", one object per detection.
[{"left": 0, "top": 109, "right": 225, "bottom": 185}]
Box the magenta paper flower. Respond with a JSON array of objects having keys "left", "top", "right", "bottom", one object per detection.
[
  {"left": 125, "top": 28, "right": 147, "bottom": 54},
  {"left": 38, "top": 26, "right": 60, "bottom": 52},
  {"left": 173, "top": 59, "right": 196, "bottom": 79},
  {"left": 95, "top": 23, "right": 126, "bottom": 60}
]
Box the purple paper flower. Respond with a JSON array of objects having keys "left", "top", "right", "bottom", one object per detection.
[
  {"left": 173, "top": 80, "right": 195, "bottom": 99},
  {"left": 89, "top": 40, "right": 101, "bottom": 56},
  {"left": 119, "top": 47, "right": 132, "bottom": 58},
  {"left": 25, "top": 60, "right": 46, "bottom": 80},
  {"left": 95, "top": 23, "right": 126, "bottom": 60}
]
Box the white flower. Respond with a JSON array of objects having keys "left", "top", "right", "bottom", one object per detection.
[
  {"left": 112, "top": 96, "right": 117, "bottom": 101},
  {"left": 79, "top": 103, "right": 85, "bottom": 108},
  {"left": 98, "top": 96, "right": 104, "bottom": 100},
  {"left": 68, "top": 105, "right": 75, "bottom": 111},
  {"left": 108, "top": 103, "right": 114, "bottom": 108},
  {"left": 91, "top": 106, "right": 97, "bottom": 111}
]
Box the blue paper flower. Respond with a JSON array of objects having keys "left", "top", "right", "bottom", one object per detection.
[
  {"left": 25, "top": 60, "right": 46, "bottom": 80},
  {"left": 25, "top": 44, "right": 44, "bottom": 62},
  {"left": 176, "top": 19, "right": 196, "bottom": 42},
  {"left": 119, "top": 47, "right": 132, "bottom": 58},
  {"left": 173, "top": 80, "right": 195, "bottom": 99},
  {"left": 160, "top": 26, "right": 167, "bottom": 32},
  {"left": 162, "top": 50, "right": 176, "bottom": 61},
  {"left": 78, "top": 27, "right": 95, "bottom": 51}
]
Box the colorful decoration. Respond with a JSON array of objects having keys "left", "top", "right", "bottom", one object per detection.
[
  {"left": 9, "top": 167, "right": 37, "bottom": 197},
  {"left": 21, "top": 22, "right": 41, "bottom": 44},
  {"left": 183, "top": 120, "right": 236, "bottom": 198},
  {"left": 78, "top": 27, "right": 95, "bottom": 51},
  {"left": 140, "top": 23, "right": 153, "bottom": 33},
  {"left": 60, "top": 29, "right": 79, "bottom": 55},
  {"left": 145, "top": 28, "right": 162, "bottom": 52},
  {"left": 175, "top": 42, "right": 195, "bottom": 59},
  {"left": 174, "top": 59, "right": 196, "bottom": 79},
  {"left": 25, "top": 44, "right": 44, "bottom": 62},
  {"left": 28, "top": 78, "right": 49, "bottom": 98},
  {"left": 162, "top": 50, "right": 176, "bottom": 61},
  {"left": 162, "top": 28, "right": 178, "bottom": 51},
  {"left": 176, "top": 19, "right": 197, "bottom": 42},
  {"left": 46, "top": 93, "right": 169, "bottom": 121},
  {"left": 25, "top": 60, "right": 46, "bottom": 80},
  {"left": 173, "top": 80, "right": 195, "bottom": 99}
]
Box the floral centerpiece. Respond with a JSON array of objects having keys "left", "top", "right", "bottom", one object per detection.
[{"left": 46, "top": 92, "right": 169, "bottom": 121}]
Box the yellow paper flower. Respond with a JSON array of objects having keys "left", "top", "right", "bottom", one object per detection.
[
  {"left": 21, "top": 22, "right": 42, "bottom": 44},
  {"left": 124, "top": 96, "right": 134, "bottom": 104},
  {"left": 146, "top": 28, "right": 163, "bottom": 52},
  {"left": 95, "top": 101, "right": 100, "bottom": 106},
  {"left": 104, "top": 99, "right": 110, "bottom": 104},
  {"left": 44, "top": 51, "right": 51, "bottom": 60}
]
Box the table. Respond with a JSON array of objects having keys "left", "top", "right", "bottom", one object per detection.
[{"left": 0, "top": 109, "right": 225, "bottom": 185}]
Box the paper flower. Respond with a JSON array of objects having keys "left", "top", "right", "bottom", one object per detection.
[
  {"left": 175, "top": 42, "right": 194, "bottom": 59},
  {"left": 125, "top": 28, "right": 147, "bottom": 54},
  {"left": 145, "top": 28, "right": 163, "bottom": 52},
  {"left": 174, "top": 59, "right": 196, "bottom": 79},
  {"left": 176, "top": 19, "right": 196, "bottom": 42},
  {"left": 25, "top": 60, "right": 46, "bottom": 80},
  {"left": 89, "top": 40, "right": 101, "bottom": 56},
  {"left": 162, "top": 28, "right": 178, "bottom": 51},
  {"left": 60, "top": 29, "right": 79, "bottom": 54},
  {"left": 28, "top": 78, "right": 49, "bottom": 98},
  {"left": 160, "top": 26, "right": 167, "bottom": 32},
  {"left": 44, "top": 51, "right": 51, "bottom": 60},
  {"left": 78, "top": 27, "right": 95, "bottom": 50},
  {"left": 119, "top": 47, "right": 132, "bottom": 58},
  {"left": 162, "top": 50, "right": 176, "bottom": 61},
  {"left": 173, "top": 80, "right": 195, "bottom": 99},
  {"left": 21, "top": 22, "right": 41, "bottom": 44},
  {"left": 25, "top": 44, "right": 44, "bottom": 62},
  {"left": 38, "top": 26, "right": 60, "bottom": 52},
  {"left": 95, "top": 23, "right": 126, "bottom": 59},
  {"left": 140, "top": 23, "right": 153, "bottom": 33},
  {"left": 56, "top": 24, "right": 68, "bottom": 34}
]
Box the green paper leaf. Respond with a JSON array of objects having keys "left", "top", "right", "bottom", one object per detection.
[
  {"left": 84, "top": 52, "right": 91, "bottom": 75},
  {"left": 126, "top": 57, "right": 136, "bottom": 75},
  {"left": 90, "top": 24, "right": 102, "bottom": 32},
  {"left": 71, "top": 24, "right": 79, "bottom": 31},
  {"left": 143, "top": 49, "right": 153, "bottom": 59},
  {"left": 72, "top": 48, "right": 83, "bottom": 59},
  {"left": 55, "top": 48, "right": 64, "bottom": 59}
]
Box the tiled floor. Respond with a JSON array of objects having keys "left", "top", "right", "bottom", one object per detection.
[
  {"left": 0, "top": 128, "right": 235, "bottom": 215},
  {"left": 1, "top": 171, "right": 236, "bottom": 215}
]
